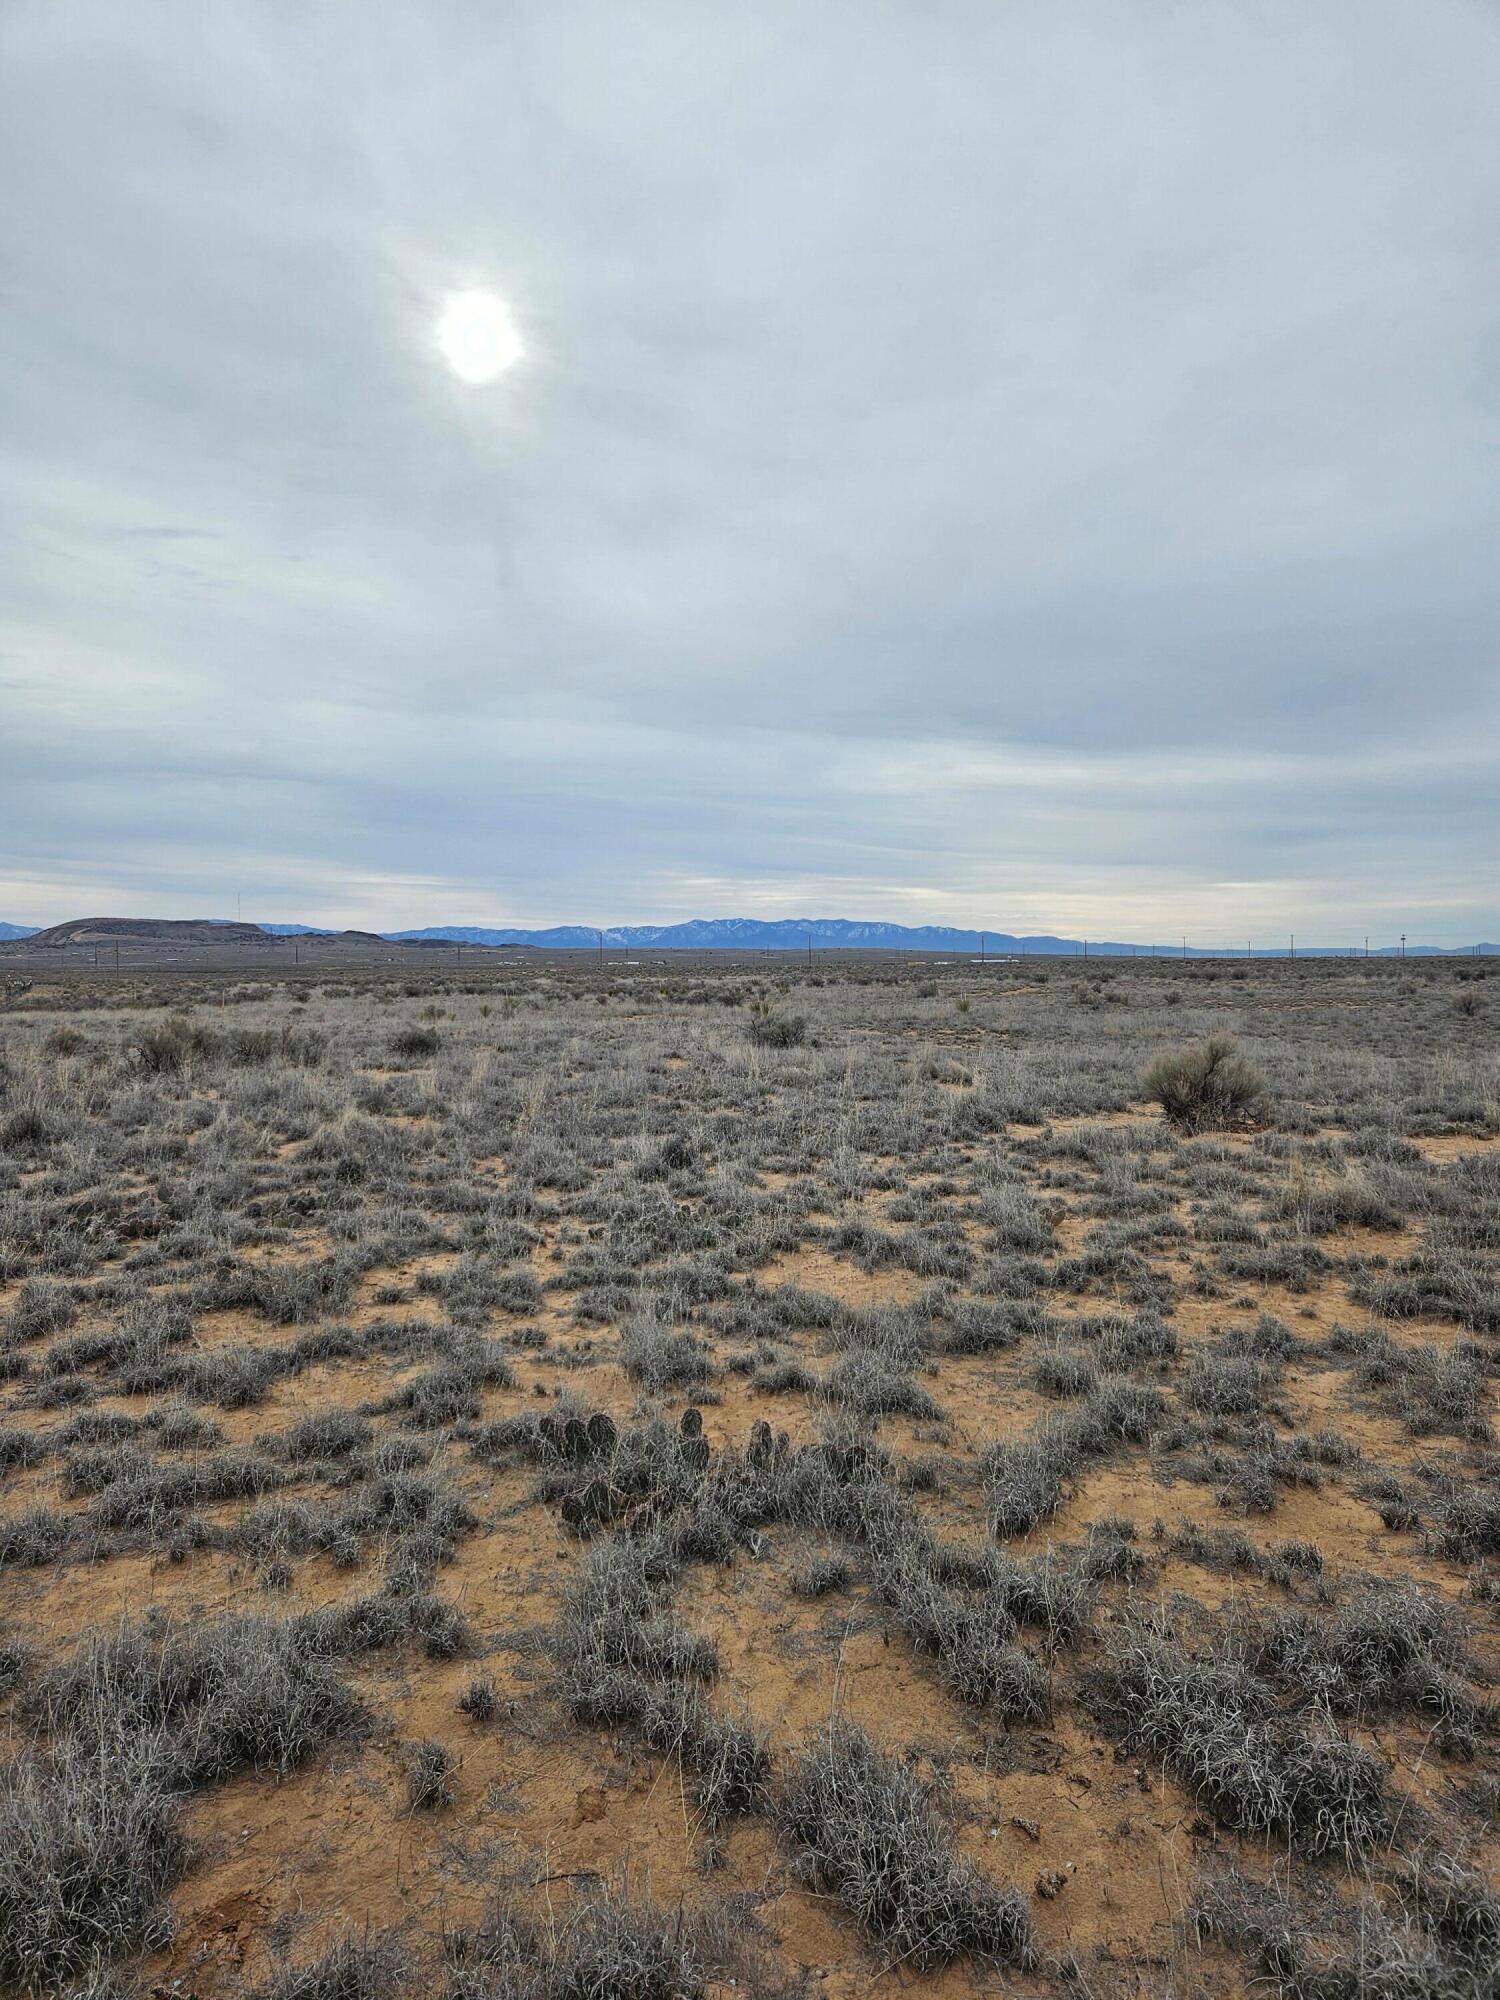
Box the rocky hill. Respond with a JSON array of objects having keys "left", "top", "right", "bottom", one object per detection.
[{"left": 25, "top": 917, "right": 268, "bottom": 947}]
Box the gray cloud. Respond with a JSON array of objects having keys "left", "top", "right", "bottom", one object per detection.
[{"left": 2, "top": 0, "right": 1496, "bottom": 941}]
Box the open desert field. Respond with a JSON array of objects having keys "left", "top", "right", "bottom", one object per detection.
[{"left": 1, "top": 954, "right": 1497, "bottom": 2000}]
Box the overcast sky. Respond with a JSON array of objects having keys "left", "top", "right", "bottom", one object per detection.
[{"left": 2, "top": 2, "right": 1496, "bottom": 943}]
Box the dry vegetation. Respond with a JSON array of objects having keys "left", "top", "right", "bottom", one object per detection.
[{"left": 0, "top": 951, "right": 1497, "bottom": 1999}]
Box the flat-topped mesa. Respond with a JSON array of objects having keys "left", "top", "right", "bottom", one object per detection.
[{"left": 26, "top": 917, "right": 268, "bottom": 946}]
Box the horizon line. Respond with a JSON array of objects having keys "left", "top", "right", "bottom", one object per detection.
[{"left": 4, "top": 912, "right": 1493, "bottom": 957}]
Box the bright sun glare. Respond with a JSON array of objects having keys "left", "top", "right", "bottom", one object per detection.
[{"left": 436, "top": 289, "right": 524, "bottom": 383}]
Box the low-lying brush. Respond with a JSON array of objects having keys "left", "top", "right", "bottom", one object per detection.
[
  {"left": 1195, "top": 1858, "right": 1500, "bottom": 2000},
  {"left": 3, "top": 950, "right": 1496, "bottom": 1996},
  {"left": 554, "top": 1537, "right": 766, "bottom": 1824},
  {"left": 1143, "top": 1033, "right": 1268, "bottom": 1133},
  {"left": 1086, "top": 1623, "right": 1392, "bottom": 1854},
  {"left": 255, "top": 1935, "right": 406, "bottom": 2000},
  {"left": 446, "top": 1881, "right": 752, "bottom": 2000},
  {"left": 0, "top": 1613, "right": 361, "bottom": 1988},
  {"left": 0, "top": 1724, "right": 186, "bottom": 1989},
  {"left": 1256, "top": 1584, "right": 1483, "bottom": 1755},
  {"left": 986, "top": 1379, "right": 1165, "bottom": 1536},
  {"left": 779, "top": 1723, "right": 1034, "bottom": 1969}
]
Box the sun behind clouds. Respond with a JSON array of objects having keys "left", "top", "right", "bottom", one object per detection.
[{"left": 435, "top": 288, "right": 524, "bottom": 382}]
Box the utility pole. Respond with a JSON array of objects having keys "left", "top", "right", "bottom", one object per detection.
[
  {"left": 980, "top": 932, "right": 986, "bottom": 962},
  {"left": 1364, "top": 936, "right": 1369, "bottom": 958},
  {"left": 806, "top": 931, "right": 812, "bottom": 972},
  {"left": 1290, "top": 933, "right": 1295, "bottom": 961},
  {"left": 1400, "top": 933, "right": 1406, "bottom": 960},
  {"left": 1181, "top": 937, "right": 1187, "bottom": 959},
  {"left": 597, "top": 929, "right": 604, "bottom": 967}
]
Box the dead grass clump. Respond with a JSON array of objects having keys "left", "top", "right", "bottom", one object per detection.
[
  {"left": 1278, "top": 1166, "right": 1402, "bottom": 1235},
  {"left": 1086, "top": 1625, "right": 1391, "bottom": 1855},
  {"left": 30, "top": 1615, "right": 361, "bottom": 1782},
  {"left": 943, "top": 1298, "right": 1048, "bottom": 1355},
  {"left": 553, "top": 1536, "right": 766, "bottom": 1824},
  {"left": 822, "top": 1351, "right": 942, "bottom": 1419},
  {"left": 1353, "top": 1246, "right": 1500, "bottom": 1334},
  {"left": 1, "top": 1614, "right": 360, "bottom": 1989},
  {"left": 0, "top": 1504, "right": 72, "bottom": 1567},
  {"left": 986, "top": 1437, "right": 1068, "bottom": 1538},
  {"left": 0, "top": 1725, "right": 185, "bottom": 1990},
  {"left": 1354, "top": 1333, "right": 1493, "bottom": 1441},
  {"left": 446, "top": 1881, "right": 750, "bottom": 2000},
  {"left": 986, "top": 1380, "right": 1165, "bottom": 1537},
  {"left": 1195, "top": 1858, "right": 1500, "bottom": 2000},
  {"left": 407, "top": 1738, "right": 454, "bottom": 1809},
  {"left": 1183, "top": 1351, "right": 1282, "bottom": 1417},
  {"left": 270, "top": 1409, "right": 373, "bottom": 1461},
  {"left": 866, "top": 1521, "right": 1052, "bottom": 1717},
  {"left": 5, "top": 1276, "right": 79, "bottom": 1343},
  {"left": 1256, "top": 1585, "right": 1483, "bottom": 1755},
  {"left": 1030, "top": 1346, "right": 1099, "bottom": 1399},
  {"left": 779, "top": 1722, "right": 1034, "bottom": 1969},
  {"left": 620, "top": 1314, "right": 714, "bottom": 1391},
  {"left": 254, "top": 1936, "right": 406, "bottom": 2000},
  {"left": 1428, "top": 1485, "right": 1500, "bottom": 1561},
  {"left": 791, "top": 1550, "right": 851, "bottom": 1598}
]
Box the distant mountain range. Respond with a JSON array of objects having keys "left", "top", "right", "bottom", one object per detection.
[
  {"left": 380, "top": 919, "right": 1494, "bottom": 957},
  {"left": 3, "top": 915, "right": 1493, "bottom": 956}
]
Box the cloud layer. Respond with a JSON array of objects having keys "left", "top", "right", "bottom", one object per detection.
[{"left": 3, "top": 1, "right": 1496, "bottom": 942}]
